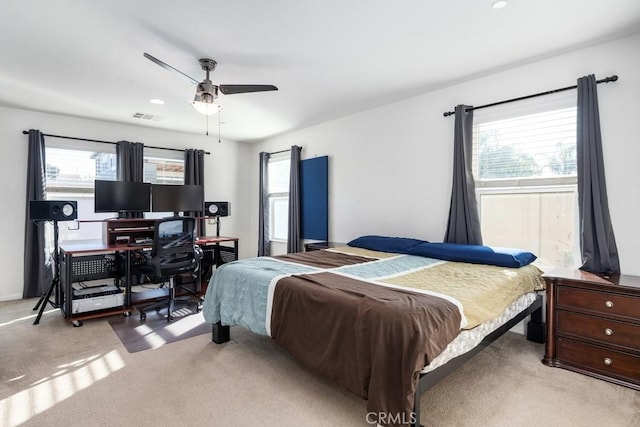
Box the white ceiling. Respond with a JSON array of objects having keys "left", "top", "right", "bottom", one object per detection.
[{"left": 1, "top": 1, "right": 639, "bottom": 142}]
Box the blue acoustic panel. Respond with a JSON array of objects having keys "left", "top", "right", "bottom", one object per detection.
[{"left": 300, "top": 156, "right": 328, "bottom": 240}]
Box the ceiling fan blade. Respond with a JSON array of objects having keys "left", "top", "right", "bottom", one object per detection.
[
  {"left": 219, "top": 84, "right": 278, "bottom": 95},
  {"left": 143, "top": 52, "right": 199, "bottom": 85}
]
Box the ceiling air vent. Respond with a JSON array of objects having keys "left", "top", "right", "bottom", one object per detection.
[{"left": 132, "top": 113, "right": 164, "bottom": 121}]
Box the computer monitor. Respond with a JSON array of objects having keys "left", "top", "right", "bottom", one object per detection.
[
  {"left": 94, "top": 180, "right": 151, "bottom": 216},
  {"left": 151, "top": 184, "right": 204, "bottom": 214}
]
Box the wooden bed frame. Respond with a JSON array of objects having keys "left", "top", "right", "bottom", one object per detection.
[{"left": 210, "top": 294, "right": 545, "bottom": 427}]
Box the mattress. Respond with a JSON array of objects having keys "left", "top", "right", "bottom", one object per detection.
[{"left": 420, "top": 291, "right": 538, "bottom": 373}]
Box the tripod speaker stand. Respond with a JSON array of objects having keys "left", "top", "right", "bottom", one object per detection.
[
  {"left": 29, "top": 200, "right": 77, "bottom": 325},
  {"left": 32, "top": 219, "right": 62, "bottom": 325}
]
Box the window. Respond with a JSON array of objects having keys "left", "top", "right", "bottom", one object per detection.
[
  {"left": 472, "top": 93, "right": 578, "bottom": 269},
  {"left": 143, "top": 151, "right": 185, "bottom": 184},
  {"left": 268, "top": 154, "right": 290, "bottom": 242},
  {"left": 45, "top": 142, "right": 184, "bottom": 242}
]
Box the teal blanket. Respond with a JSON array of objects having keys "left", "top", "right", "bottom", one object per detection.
[{"left": 202, "top": 257, "right": 321, "bottom": 335}]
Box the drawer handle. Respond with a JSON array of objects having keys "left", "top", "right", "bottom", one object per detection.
[
  {"left": 604, "top": 328, "right": 613, "bottom": 336},
  {"left": 604, "top": 357, "right": 613, "bottom": 366},
  {"left": 605, "top": 300, "right": 614, "bottom": 308}
]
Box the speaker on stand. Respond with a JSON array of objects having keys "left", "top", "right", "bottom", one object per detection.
[
  {"left": 29, "top": 201, "right": 77, "bottom": 325},
  {"left": 204, "top": 202, "right": 230, "bottom": 237},
  {"left": 203, "top": 202, "right": 230, "bottom": 273}
]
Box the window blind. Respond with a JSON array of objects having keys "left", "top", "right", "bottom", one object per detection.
[{"left": 472, "top": 90, "right": 577, "bottom": 187}]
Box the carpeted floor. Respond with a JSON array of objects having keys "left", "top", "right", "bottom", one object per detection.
[{"left": 1, "top": 298, "right": 638, "bottom": 427}]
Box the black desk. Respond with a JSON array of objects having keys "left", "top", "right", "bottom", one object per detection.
[{"left": 58, "top": 236, "right": 238, "bottom": 325}]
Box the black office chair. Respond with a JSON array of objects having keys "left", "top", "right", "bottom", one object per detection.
[{"left": 137, "top": 216, "right": 203, "bottom": 322}]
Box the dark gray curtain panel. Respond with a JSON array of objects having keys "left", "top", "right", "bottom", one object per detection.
[
  {"left": 577, "top": 75, "right": 620, "bottom": 274},
  {"left": 258, "top": 152, "right": 270, "bottom": 256},
  {"left": 444, "top": 105, "right": 483, "bottom": 245},
  {"left": 287, "top": 146, "right": 302, "bottom": 253},
  {"left": 116, "top": 140, "right": 144, "bottom": 218},
  {"left": 116, "top": 140, "right": 144, "bottom": 181},
  {"left": 23, "top": 129, "right": 52, "bottom": 298},
  {"left": 185, "top": 148, "right": 206, "bottom": 236}
]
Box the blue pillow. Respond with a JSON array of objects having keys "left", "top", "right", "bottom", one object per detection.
[
  {"left": 408, "top": 242, "right": 536, "bottom": 268},
  {"left": 347, "top": 235, "right": 427, "bottom": 254}
]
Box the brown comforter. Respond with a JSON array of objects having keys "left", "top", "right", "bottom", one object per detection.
[{"left": 270, "top": 251, "right": 462, "bottom": 426}]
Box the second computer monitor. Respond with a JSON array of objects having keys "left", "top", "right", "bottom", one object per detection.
[{"left": 151, "top": 184, "right": 204, "bottom": 214}]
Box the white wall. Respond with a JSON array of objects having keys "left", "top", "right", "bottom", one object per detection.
[
  {"left": 3, "top": 34, "right": 639, "bottom": 301},
  {"left": 249, "top": 33, "right": 640, "bottom": 276},
  {"left": 0, "top": 108, "right": 248, "bottom": 300}
]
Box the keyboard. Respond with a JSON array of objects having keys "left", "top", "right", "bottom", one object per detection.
[{"left": 128, "top": 239, "right": 152, "bottom": 246}]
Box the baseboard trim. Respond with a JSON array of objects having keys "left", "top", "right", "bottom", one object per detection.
[{"left": 0, "top": 293, "right": 24, "bottom": 302}]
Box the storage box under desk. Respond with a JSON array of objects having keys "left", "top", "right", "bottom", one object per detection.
[{"left": 67, "top": 283, "right": 124, "bottom": 314}]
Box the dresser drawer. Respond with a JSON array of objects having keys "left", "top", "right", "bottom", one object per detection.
[
  {"left": 557, "top": 338, "right": 640, "bottom": 384},
  {"left": 556, "top": 286, "right": 640, "bottom": 319},
  {"left": 557, "top": 310, "right": 640, "bottom": 352}
]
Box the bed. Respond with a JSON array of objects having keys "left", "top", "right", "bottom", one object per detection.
[{"left": 202, "top": 238, "right": 546, "bottom": 427}]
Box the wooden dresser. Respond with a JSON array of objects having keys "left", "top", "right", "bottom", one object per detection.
[{"left": 543, "top": 269, "right": 640, "bottom": 390}]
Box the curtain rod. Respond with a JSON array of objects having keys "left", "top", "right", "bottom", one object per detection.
[
  {"left": 442, "top": 75, "right": 618, "bottom": 117},
  {"left": 21, "top": 131, "right": 211, "bottom": 155},
  {"left": 268, "top": 146, "right": 303, "bottom": 155}
]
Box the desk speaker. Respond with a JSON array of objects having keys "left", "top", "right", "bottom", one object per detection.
[
  {"left": 30, "top": 200, "right": 78, "bottom": 221},
  {"left": 204, "top": 201, "right": 230, "bottom": 217}
]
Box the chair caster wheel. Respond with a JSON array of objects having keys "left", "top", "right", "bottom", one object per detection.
[
  {"left": 72, "top": 320, "right": 83, "bottom": 327},
  {"left": 140, "top": 313, "right": 146, "bottom": 321},
  {"left": 123, "top": 311, "right": 131, "bottom": 317}
]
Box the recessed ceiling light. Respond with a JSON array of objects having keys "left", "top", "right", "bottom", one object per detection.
[
  {"left": 492, "top": 0, "right": 508, "bottom": 9},
  {"left": 149, "top": 98, "right": 165, "bottom": 105}
]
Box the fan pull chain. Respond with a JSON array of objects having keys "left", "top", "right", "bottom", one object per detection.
[
  {"left": 206, "top": 115, "right": 209, "bottom": 136},
  {"left": 218, "top": 109, "right": 221, "bottom": 143}
]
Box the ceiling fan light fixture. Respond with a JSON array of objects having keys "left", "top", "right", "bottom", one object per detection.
[
  {"left": 191, "top": 98, "right": 221, "bottom": 115},
  {"left": 143, "top": 53, "right": 277, "bottom": 118},
  {"left": 191, "top": 80, "right": 220, "bottom": 115}
]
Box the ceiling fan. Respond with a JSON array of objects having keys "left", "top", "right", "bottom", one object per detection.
[{"left": 144, "top": 52, "right": 278, "bottom": 115}]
